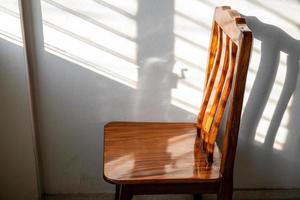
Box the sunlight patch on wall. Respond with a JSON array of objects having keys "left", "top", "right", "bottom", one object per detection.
[
  {"left": 41, "top": 0, "right": 138, "bottom": 89},
  {"left": 272, "top": 97, "right": 293, "bottom": 150},
  {"left": 0, "top": 0, "right": 23, "bottom": 46},
  {"left": 255, "top": 117, "right": 270, "bottom": 144},
  {"left": 242, "top": 39, "right": 262, "bottom": 111},
  {"left": 273, "top": 127, "right": 288, "bottom": 151}
]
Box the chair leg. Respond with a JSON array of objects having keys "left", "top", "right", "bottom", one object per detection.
[
  {"left": 115, "top": 184, "right": 120, "bottom": 200},
  {"left": 193, "top": 193, "right": 203, "bottom": 200},
  {"left": 119, "top": 184, "right": 133, "bottom": 200},
  {"left": 218, "top": 181, "right": 233, "bottom": 200}
]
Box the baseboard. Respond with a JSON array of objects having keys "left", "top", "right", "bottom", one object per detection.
[
  {"left": 232, "top": 189, "right": 300, "bottom": 200},
  {"left": 44, "top": 189, "right": 300, "bottom": 200}
]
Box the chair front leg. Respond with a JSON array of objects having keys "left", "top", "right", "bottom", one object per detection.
[
  {"left": 193, "top": 193, "right": 203, "bottom": 200},
  {"left": 115, "top": 184, "right": 120, "bottom": 200},
  {"left": 119, "top": 184, "right": 133, "bottom": 200}
]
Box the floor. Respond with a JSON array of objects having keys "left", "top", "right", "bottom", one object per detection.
[
  {"left": 44, "top": 190, "right": 300, "bottom": 200},
  {"left": 45, "top": 194, "right": 195, "bottom": 200}
]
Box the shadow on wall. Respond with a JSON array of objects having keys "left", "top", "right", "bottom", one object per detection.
[
  {"left": 241, "top": 16, "right": 300, "bottom": 149},
  {"left": 135, "top": 0, "right": 178, "bottom": 120},
  {"left": 235, "top": 15, "right": 300, "bottom": 187},
  {"left": 25, "top": 0, "right": 194, "bottom": 193}
]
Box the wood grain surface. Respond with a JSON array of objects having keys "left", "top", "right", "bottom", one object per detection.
[
  {"left": 197, "top": 6, "right": 253, "bottom": 156},
  {"left": 104, "top": 122, "right": 221, "bottom": 184}
]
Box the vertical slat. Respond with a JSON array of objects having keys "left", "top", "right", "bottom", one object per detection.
[
  {"left": 197, "top": 26, "right": 223, "bottom": 133},
  {"left": 205, "top": 21, "right": 219, "bottom": 87},
  {"left": 202, "top": 34, "right": 230, "bottom": 143},
  {"left": 207, "top": 40, "right": 238, "bottom": 153}
]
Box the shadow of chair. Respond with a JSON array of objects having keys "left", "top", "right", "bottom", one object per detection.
[
  {"left": 103, "top": 6, "right": 253, "bottom": 200},
  {"left": 241, "top": 16, "right": 300, "bottom": 150}
]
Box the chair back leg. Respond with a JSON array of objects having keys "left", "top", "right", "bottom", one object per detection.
[{"left": 217, "top": 180, "right": 233, "bottom": 200}]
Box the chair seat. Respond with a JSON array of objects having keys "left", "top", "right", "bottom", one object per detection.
[{"left": 103, "top": 122, "right": 222, "bottom": 184}]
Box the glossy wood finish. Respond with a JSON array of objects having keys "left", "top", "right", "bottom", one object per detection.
[
  {"left": 197, "top": 7, "right": 252, "bottom": 158},
  {"left": 104, "top": 122, "right": 221, "bottom": 184},
  {"left": 103, "top": 6, "right": 253, "bottom": 200}
]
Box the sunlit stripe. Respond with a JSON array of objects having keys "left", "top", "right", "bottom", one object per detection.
[
  {"left": 254, "top": 118, "right": 270, "bottom": 144},
  {"left": 174, "top": 14, "right": 211, "bottom": 48},
  {"left": 45, "top": 44, "right": 137, "bottom": 89},
  {"left": 0, "top": 31, "right": 23, "bottom": 47},
  {"left": 93, "top": 0, "right": 136, "bottom": 20},
  {"left": 175, "top": 36, "right": 207, "bottom": 69},
  {"left": 175, "top": 0, "right": 213, "bottom": 30},
  {"left": 173, "top": 59, "right": 206, "bottom": 80},
  {"left": 44, "top": 0, "right": 137, "bottom": 39},
  {"left": 171, "top": 97, "right": 199, "bottom": 115},
  {"left": 273, "top": 126, "right": 288, "bottom": 150},
  {"left": 43, "top": 25, "right": 138, "bottom": 89},
  {"left": 174, "top": 33, "right": 207, "bottom": 52},
  {"left": 0, "top": 4, "right": 22, "bottom": 46},
  {"left": 0, "top": 0, "right": 19, "bottom": 13},
  {"left": 171, "top": 80, "right": 202, "bottom": 115},
  {"left": 272, "top": 95, "right": 293, "bottom": 150},
  {"left": 100, "top": 0, "right": 137, "bottom": 16},
  {"left": 174, "top": 56, "right": 205, "bottom": 72},
  {"left": 42, "top": 1, "right": 136, "bottom": 61}
]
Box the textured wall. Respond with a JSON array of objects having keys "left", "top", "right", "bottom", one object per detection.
[{"left": 1, "top": 0, "right": 299, "bottom": 195}]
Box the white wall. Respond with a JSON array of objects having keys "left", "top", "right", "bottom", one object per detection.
[
  {"left": 0, "top": 1, "right": 39, "bottom": 199},
  {"left": 1, "top": 0, "right": 300, "bottom": 196}
]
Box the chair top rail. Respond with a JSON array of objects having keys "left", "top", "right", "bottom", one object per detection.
[{"left": 214, "top": 6, "right": 251, "bottom": 45}]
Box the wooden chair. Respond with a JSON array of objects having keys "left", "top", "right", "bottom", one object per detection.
[{"left": 103, "top": 6, "right": 253, "bottom": 200}]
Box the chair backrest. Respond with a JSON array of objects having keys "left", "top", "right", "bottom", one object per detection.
[{"left": 197, "top": 6, "right": 253, "bottom": 170}]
